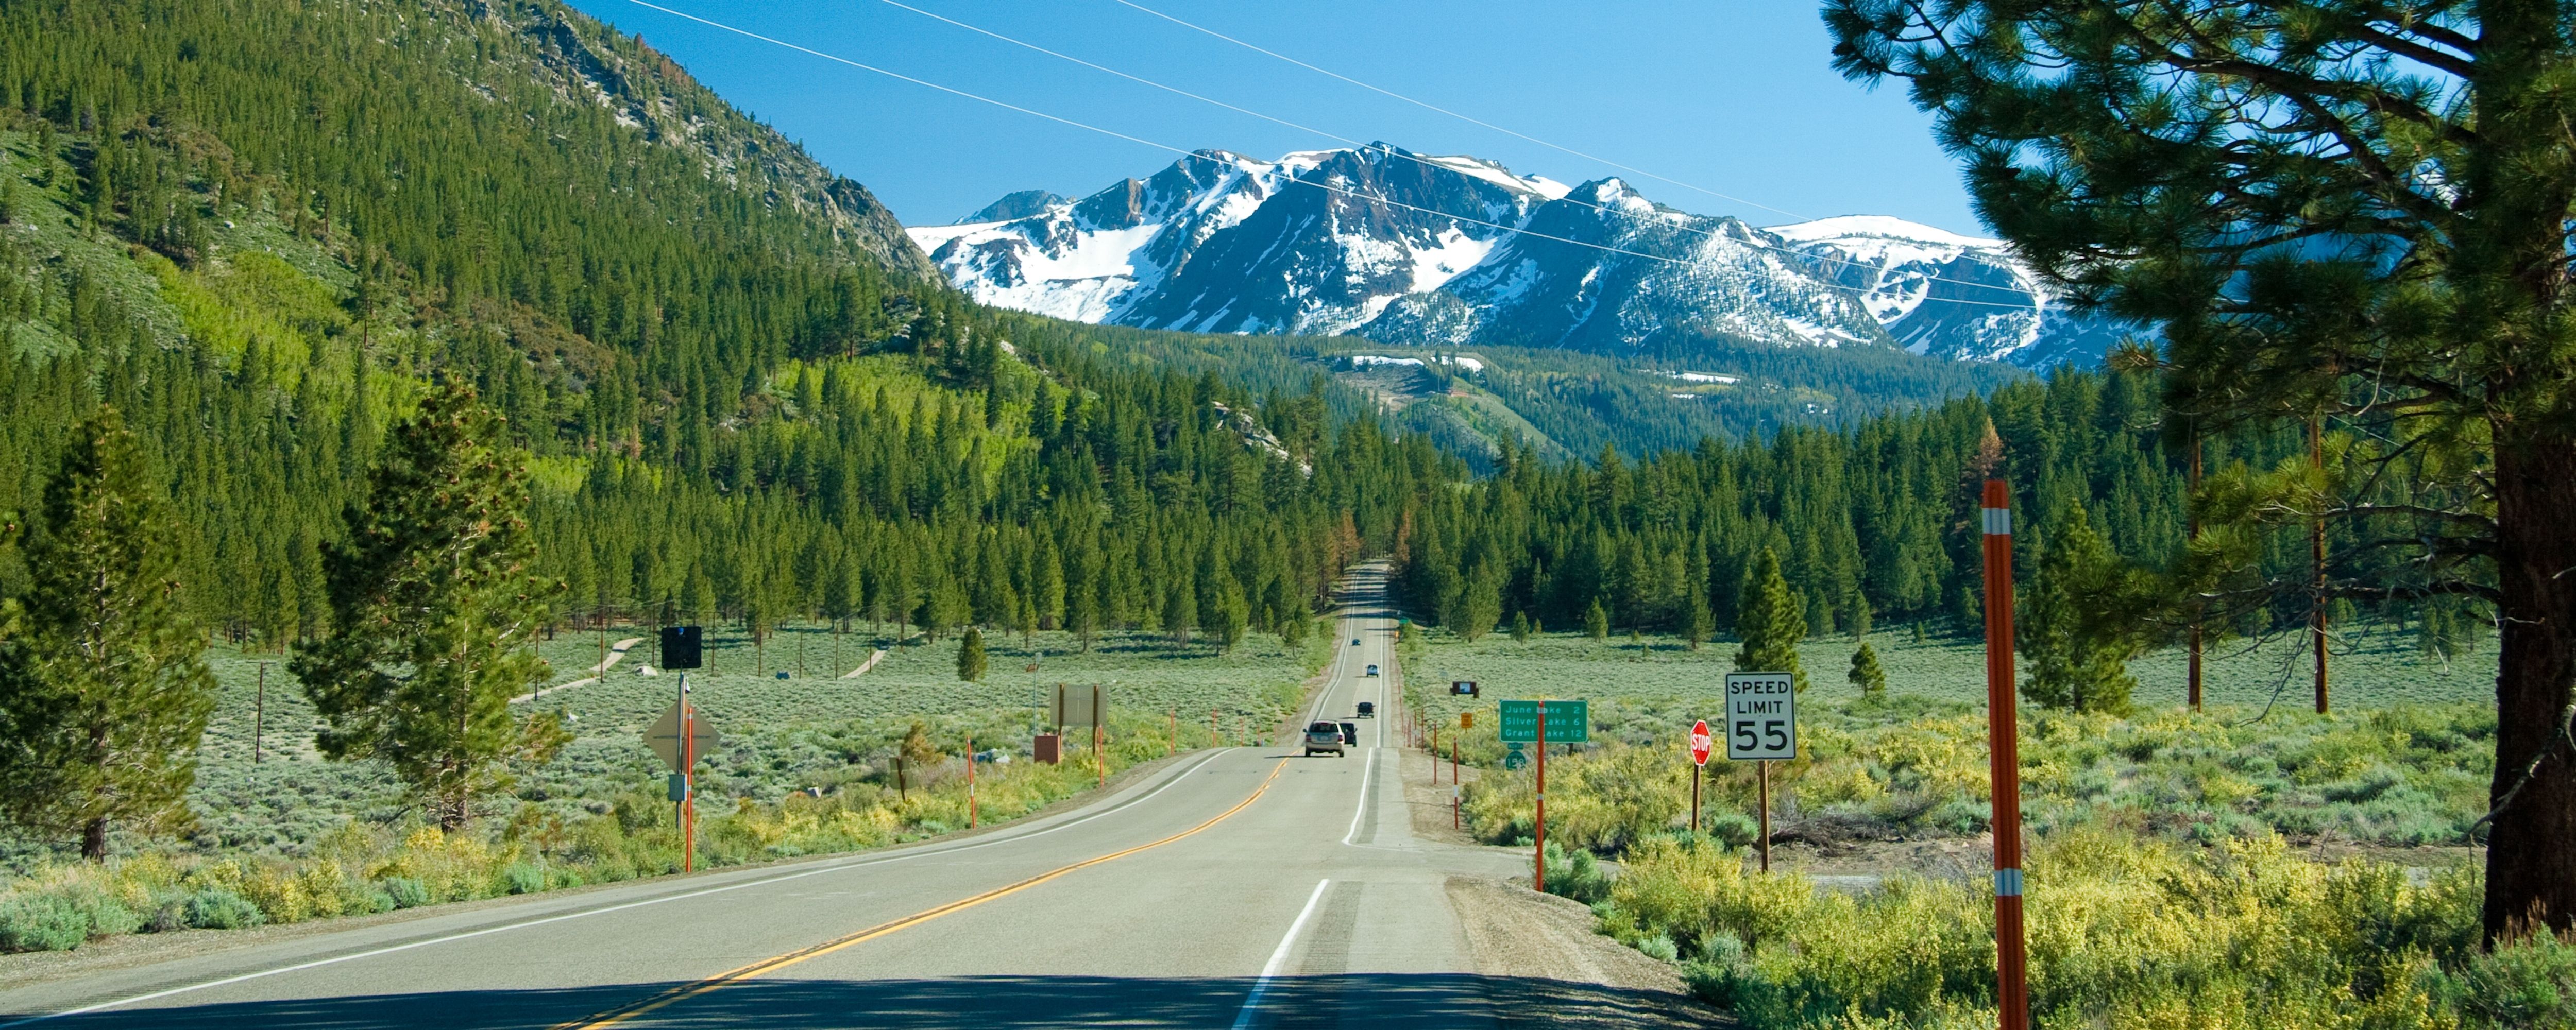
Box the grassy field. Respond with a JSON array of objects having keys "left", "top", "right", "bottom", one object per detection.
[
  {"left": 8, "top": 624, "right": 1326, "bottom": 874},
  {"left": 1401, "top": 625, "right": 2498, "bottom": 851}
]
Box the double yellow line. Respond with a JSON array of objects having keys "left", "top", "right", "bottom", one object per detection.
[{"left": 555, "top": 754, "right": 1291, "bottom": 1029}]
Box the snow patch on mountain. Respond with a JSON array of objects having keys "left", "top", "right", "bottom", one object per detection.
[{"left": 909, "top": 148, "right": 2123, "bottom": 368}]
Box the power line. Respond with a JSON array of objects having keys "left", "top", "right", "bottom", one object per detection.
[
  {"left": 1105, "top": 0, "right": 1810, "bottom": 221},
  {"left": 871, "top": 0, "right": 2044, "bottom": 307},
  {"left": 623, "top": 1, "right": 2043, "bottom": 315}
]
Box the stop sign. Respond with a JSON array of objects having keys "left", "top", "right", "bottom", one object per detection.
[{"left": 1689, "top": 719, "right": 1713, "bottom": 766}]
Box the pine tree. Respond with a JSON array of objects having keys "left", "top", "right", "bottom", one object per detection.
[
  {"left": 1829, "top": 0, "right": 2576, "bottom": 942},
  {"left": 292, "top": 386, "right": 564, "bottom": 830},
  {"left": 1511, "top": 610, "right": 1532, "bottom": 642},
  {"left": 2016, "top": 507, "right": 2138, "bottom": 716},
  {"left": 1683, "top": 591, "right": 1714, "bottom": 651},
  {"left": 1848, "top": 642, "right": 1887, "bottom": 700},
  {"left": 1733, "top": 548, "right": 1808, "bottom": 692},
  {"left": 1584, "top": 598, "right": 1609, "bottom": 641},
  {"left": 956, "top": 626, "right": 987, "bottom": 682},
  {"left": 0, "top": 408, "right": 216, "bottom": 860}
]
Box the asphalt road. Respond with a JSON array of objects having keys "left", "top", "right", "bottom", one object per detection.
[{"left": 0, "top": 566, "right": 1625, "bottom": 1030}]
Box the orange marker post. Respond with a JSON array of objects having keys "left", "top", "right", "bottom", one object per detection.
[
  {"left": 1533, "top": 706, "right": 1548, "bottom": 894},
  {"left": 1981, "top": 479, "right": 2029, "bottom": 1030}
]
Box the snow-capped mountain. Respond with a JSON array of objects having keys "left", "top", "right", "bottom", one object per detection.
[{"left": 908, "top": 144, "right": 2114, "bottom": 367}]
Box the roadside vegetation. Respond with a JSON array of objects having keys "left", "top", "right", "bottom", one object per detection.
[
  {"left": 1397, "top": 626, "right": 2570, "bottom": 1028},
  {"left": 0, "top": 625, "right": 1320, "bottom": 952}
]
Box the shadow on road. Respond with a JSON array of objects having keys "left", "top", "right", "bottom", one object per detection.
[{"left": 8, "top": 973, "right": 1698, "bottom": 1028}]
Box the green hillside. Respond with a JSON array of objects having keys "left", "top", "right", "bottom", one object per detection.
[{"left": 0, "top": 0, "right": 1446, "bottom": 655}]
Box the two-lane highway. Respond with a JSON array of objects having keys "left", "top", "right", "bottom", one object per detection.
[{"left": 0, "top": 565, "right": 1537, "bottom": 1029}]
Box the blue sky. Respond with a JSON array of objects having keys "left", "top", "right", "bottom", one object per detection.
[{"left": 569, "top": 0, "right": 1985, "bottom": 235}]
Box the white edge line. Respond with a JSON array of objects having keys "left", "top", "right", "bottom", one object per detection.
[
  {"left": 1, "top": 746, "right": 1236, "bottom": 1026},
  {"left": 1230, "top": 878, "right": 1330, "bottom": 1030},
  {"left": 1341, "top": 748, "right": 1375, "bottom": 846}
]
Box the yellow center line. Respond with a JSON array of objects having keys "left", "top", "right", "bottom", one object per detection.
[{"left": 553, "top": 754, "right": 1293, "bottom": 1029}]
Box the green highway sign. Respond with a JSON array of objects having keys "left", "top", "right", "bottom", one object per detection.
[{"left": 1498, "top": 699, "right": 1589, "bottom": 743}]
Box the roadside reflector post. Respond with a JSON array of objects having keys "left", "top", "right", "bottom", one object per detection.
[
  {"left": 1168, "top": 709, "right": 1176, "bottom": 756},
  {"left": 1094, "top": 684, "right": 1106, "bottom": 791},
  {"left": 967, "top": 734, "right": 977, "bottom": 829},
  {"left": 1534, "top": 705, "right": 1547, "bottom": 894},
  {"left": 1982, "top": 478, "right": 2031, "bottom": 1030}
]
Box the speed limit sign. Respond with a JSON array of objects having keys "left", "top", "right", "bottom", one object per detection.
[{"left": 1723, "top": 673, "right": 1798, "bottom": 761}]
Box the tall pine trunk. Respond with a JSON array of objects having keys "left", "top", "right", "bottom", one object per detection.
[{"left": 2486, "top": 438, "right": 2576, "bottom": 941}]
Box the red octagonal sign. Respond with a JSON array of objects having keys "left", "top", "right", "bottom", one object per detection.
[{"left": 1689, "top": 719, "right": 1713, "bottom": 767}]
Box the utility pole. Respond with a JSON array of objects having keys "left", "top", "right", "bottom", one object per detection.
[
  {"left": 253, "top": 661, "right": 268, "bottom": 764},
  {"left": 2187, "top": 427, "right": 2203, "bottom": 712},
  {"left": 2310, "top": 415, "right": 2330, "bottom": 714}
]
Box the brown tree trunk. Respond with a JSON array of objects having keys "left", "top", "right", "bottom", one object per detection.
[
  {"left": 81, "top": 816, "right": 107, "bottom": 862},
  {"left": 2485, "top": 438, "right": 2576, "bottom": 942}
]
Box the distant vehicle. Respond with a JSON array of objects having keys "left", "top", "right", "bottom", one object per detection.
[
  {"left": 1303, "top": 721, "right": 1345, "bottom": 757},
  {"left": 1352, "top": 638, "right": 1361, "bottom": 645},
  {"left": 1365, "top": 664, "right": 1380, "bottom": 677},
  {"left": 1338, "top": 722, "right": 1360, "bottom": 745},
  {"left": 1355, "top": 701, "right": 1375, "bottom": 717}
]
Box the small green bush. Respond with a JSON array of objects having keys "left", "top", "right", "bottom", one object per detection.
[
  {"left": 2440, "top": 931, "right": 2576, "bottom": 1030},
  {"left": 185, "top": 889, "right": 266, "bottom": 930},
  {"left": 378, "top": 877, "right": 430, "bottom": 909},
  {"left": 0, "top": 895, "right": 91, "bottom": 952},
  {"left": 1540, "top": 842, "right": 1612, "bottom": 904},
  {"left": 502, "top": 862, "right": 546, "bottom": 896}
]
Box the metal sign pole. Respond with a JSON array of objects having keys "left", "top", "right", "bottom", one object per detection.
[
  {"left": 679, "top": 668, "right": 693, "bottom": 874},
  {"left": 1982, "top": 478, "right": 2030, "bottom": 1030},
  {"left": 1692, "top": 762, "right": 1701, "bottom": 835},
  {"left": 1757, "top": 760, "right": 1771, "bottom": 872}
]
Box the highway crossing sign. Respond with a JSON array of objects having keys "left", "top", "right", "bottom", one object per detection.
[
  {"left": 1723, "top": 673, "right": 1797, "bottom": 761},
  {"left": 1498, "top": 699, "right": 1587, "bottom": 743}
]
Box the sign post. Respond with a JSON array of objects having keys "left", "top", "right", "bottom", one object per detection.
[
  {"left": 653, "top": 626, "right": 707, "bottom": 872},
  {"left": 1499, "top": 700, "right": 1587, "bottom": 892},
  {"left": 1724, "top": 673, "right": 1796, "bottom": 872},
  {"left": 1688, "top": 719, "right": 1713, "bottom": 834},
  {"left": 1982, "top": 478, "right": 2030, "bottom": 1030}
]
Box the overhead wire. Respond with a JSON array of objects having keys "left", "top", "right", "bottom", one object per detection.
[
  {"left": 622, "top": 0, "right": 1734, "bottom": 271},
  {"left": 872, "top": 0, "right": 2040, "bottom": 307},
  {"left": 1106, "top": 0, "right": 1811, "bottom": 221},
  {"left": 623, "top": 0, "right": 2043, "bottom": 314}
]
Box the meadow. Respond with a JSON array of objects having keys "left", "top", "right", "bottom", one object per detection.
[
  {"left": 0, "top": 623, "right": 1326, "bottom": 952},
  {"left": 1407, "top": 623, "right": 2499, "bottom": 851},
  {"left": 1403, "top": 626, "right": 2572, "bottom": 1028}
]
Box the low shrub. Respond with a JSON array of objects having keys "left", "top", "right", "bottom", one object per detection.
[
  {"left": 1539, "top": 841, "right": 1612, "bottom": 904},
  {"left": 183, "top": 889, "right": 264, "bottom": 930},
  {"left": 1587, "top": 823, "right": 2562, "bottom": 1029},
  {"left": 0, "top": 894, "right": 91, "bottom": 952}
]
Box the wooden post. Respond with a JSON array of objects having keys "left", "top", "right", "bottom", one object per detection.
[
  {"left": 2187, "top": 428, "right": 2203, "bottom": 712},
  {"left": 2310, "top": 415, "right": 2330, "bottom": 714},
  {"left": 1534, "top": 706, "right": 1548, "bottom": 893},
  {"left": 1691, "top": 760, "right": 1701, "bottom": 835},
  {"left": 1169, "top": 709, "right": 1176, "bottom": 755},
  {"left": 1757, "top": 760, "right": 1771, "bottom": 872},
  {"left": 1981, "top": 478, "right": 2030, "bottom": 1030},
  {"left": 253, "top": 661, "right": 267, "bottom": 764}
]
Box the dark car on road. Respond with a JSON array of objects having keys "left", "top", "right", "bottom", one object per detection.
[
  {"left": 1303, "top": 721, "right": 1345, "bottom": 757},
  {"left": 1365, "top": 664, "right": 1379, "bottom": 677},
  {"left": 1339, "top": 722, "right": 1360, "bottom": 745},
  {"left": 1355, "top": 701, "right": 1374, "bottom": 717}
]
